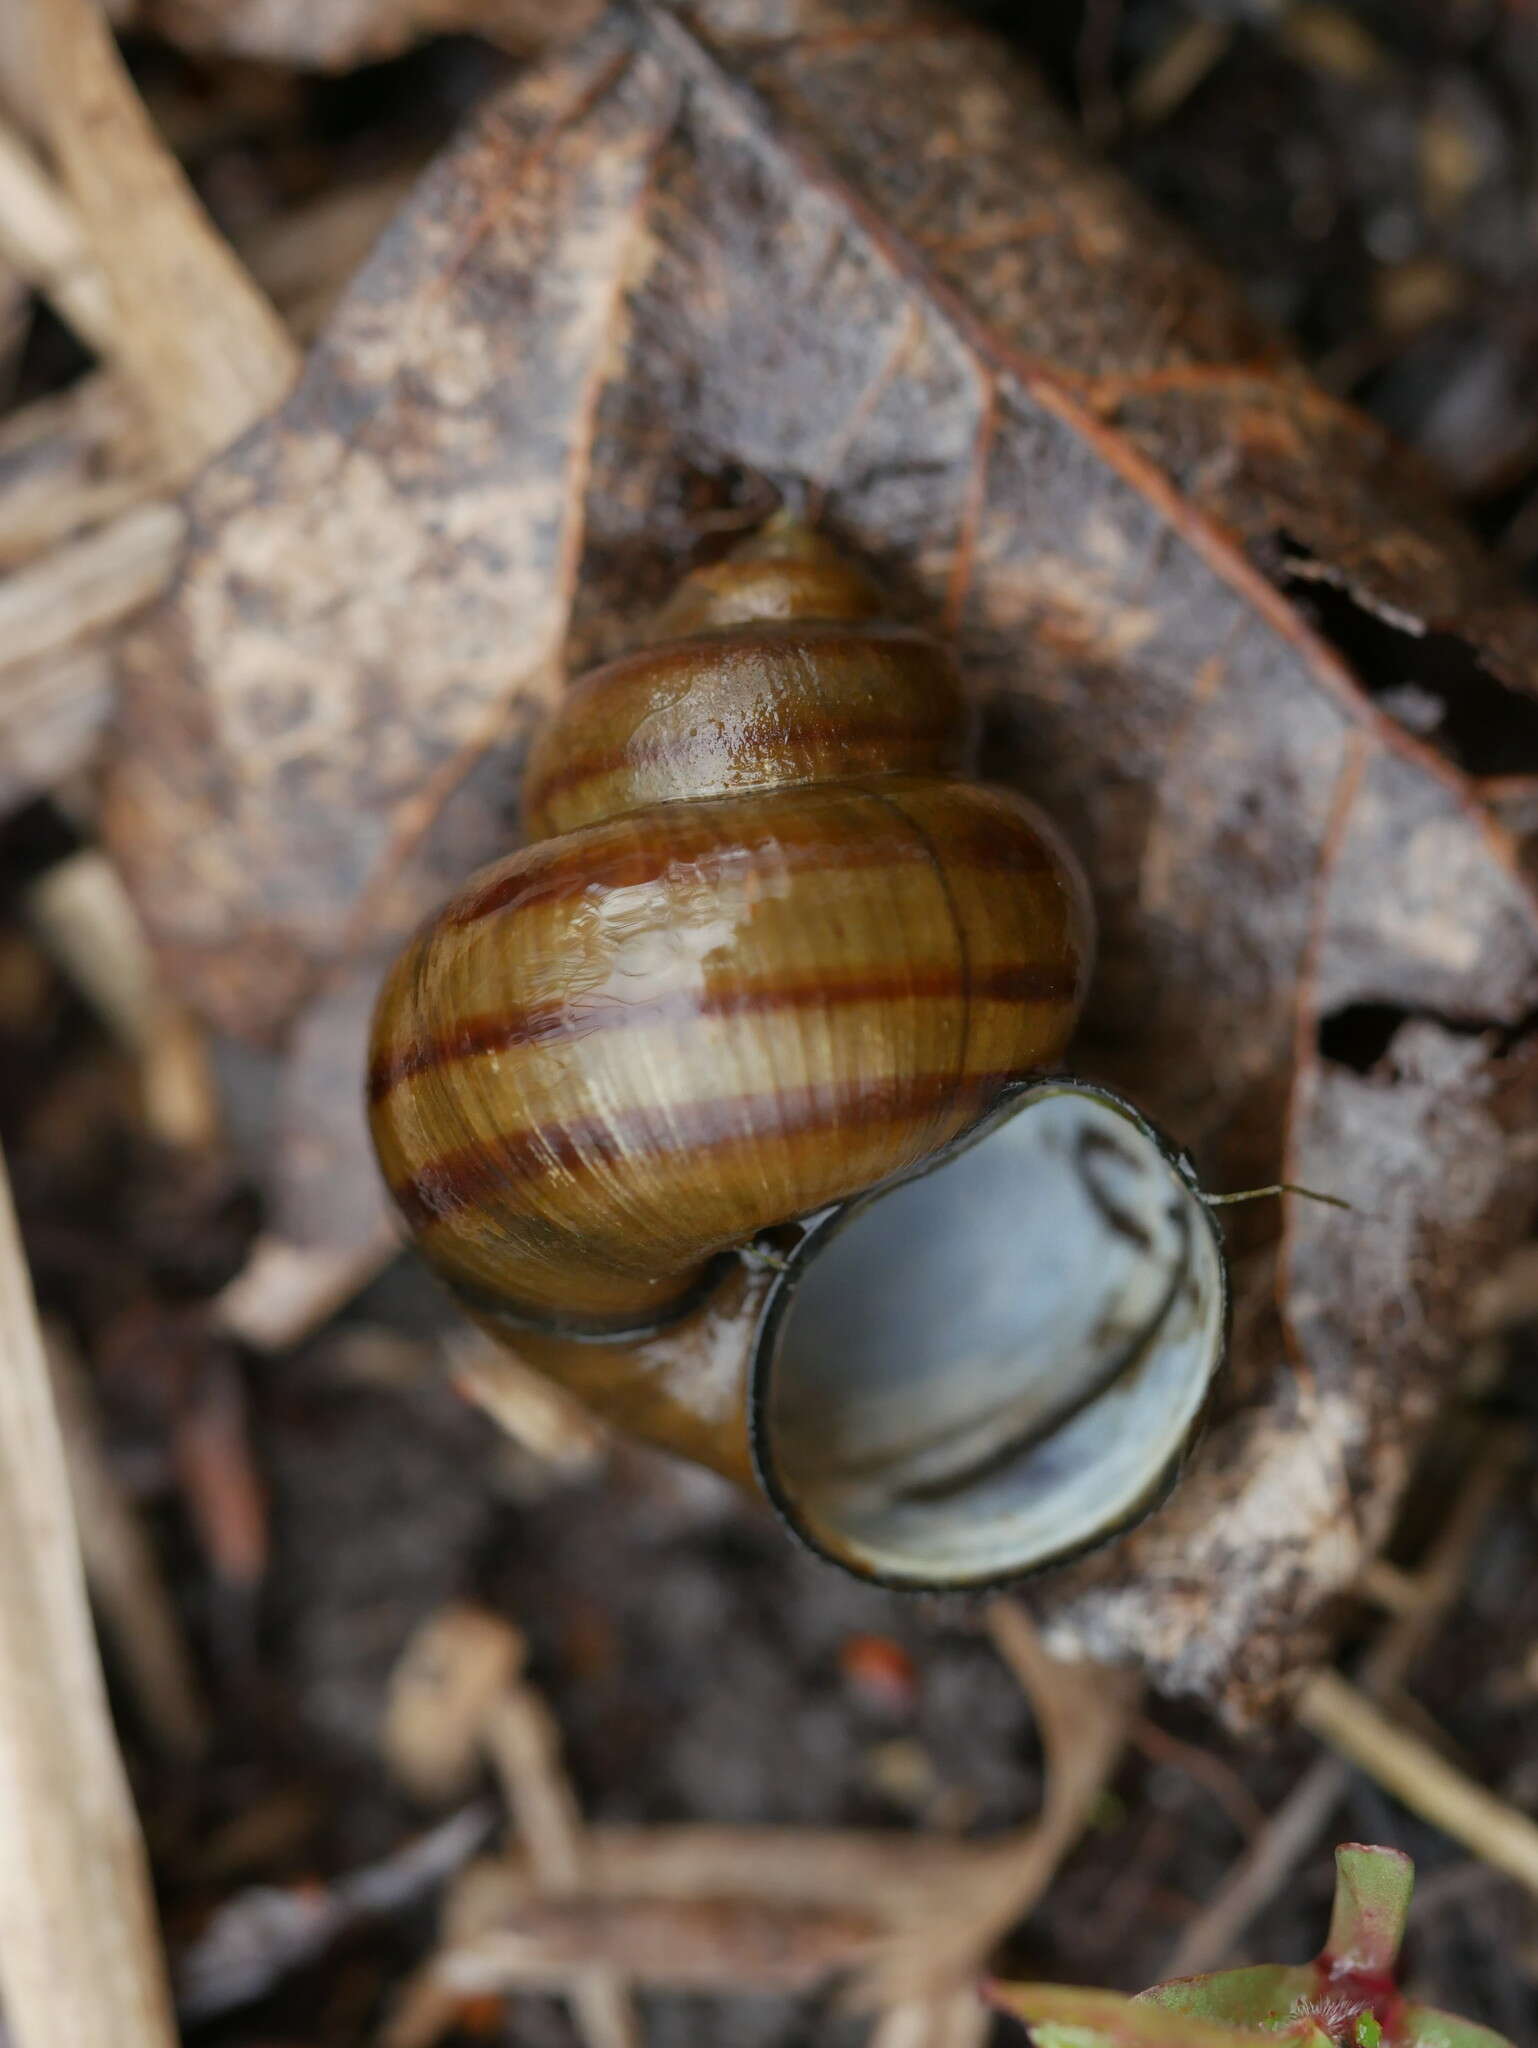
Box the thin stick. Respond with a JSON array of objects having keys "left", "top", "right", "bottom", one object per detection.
[
  {"left": 26, "top": 849, "right": 220, "bottom": 1150},
  {"left": 0, "top": 642, "right": 115, "bottom": 818},
  {"left": 0, "top": 116, "right": 115, "bottom": 350},
  {"left": 447, "top": 1332, "right": 607, "bottom": 1471},
  {"left": 459, "top": 1824, "right": 1004, "bottom": 1916},
  {"left": 0, "top": 500, "right": 184, "bottom": 678},
  {"left": 483, "top": 1683, "right": 641, "bottom": 2048},
  {"left": 1161, "top": 1754, "right": 1350, "bottom": 1979},
  {"left": 0, "top": 373, "right": 160, "bottom": 571},
  {"left": 868, "top": 1995, "right": 990, "bottom": 2048},
  {"left": 1125, "top": 17, "right": 1233, "bottom": 129},
  {"left": 0, "top": 1137, "right": 178, "bottom": 2048},
  {"left": 1163, "top": 1427, "right": 1523, "bottom": 1975},
  {"left": 29, "top": 0, "right": 297, "bottom": 473},
  {"left": 1129, "top": 1716, "right": 1265, "bottom": 1841},
  {"left": 213, "top": 1231, "right": 399, "bottom": 1352},
  {"left": 1298, "top": 1669, "right": 1538, "bottom": 1893},
  {"left": 44, "top": 1324, "right": 207, "bottom": 1759},
  {"left": 436, "top": 1891, "right": 878, "bottom": 1995}
]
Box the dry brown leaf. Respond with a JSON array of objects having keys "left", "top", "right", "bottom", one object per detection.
[
  {"left": 109, "top": 17, "right": 673, "bottom": 1037},
  {"left": 25, "top": 0, "right": 296, "bottom": 473},
  {"left": 102, "top": 1, "right": 1538, "bottom": 1710}
]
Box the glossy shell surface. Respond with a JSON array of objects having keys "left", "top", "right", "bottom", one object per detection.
[{"left": 371, "top": 775, "right": 1089, "bottom": 1325}]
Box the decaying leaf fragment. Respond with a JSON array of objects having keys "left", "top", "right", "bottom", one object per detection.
[{"left": 103, "top": 0, "right": 1538, "bottom": 1711}]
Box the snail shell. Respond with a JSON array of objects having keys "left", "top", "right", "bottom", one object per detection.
[{"left": 368, "top": 520, "right": 1227, "bottom": 1588}]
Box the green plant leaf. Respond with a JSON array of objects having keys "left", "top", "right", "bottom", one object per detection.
[
  {"left": 995, "top": 1848, "right": 1516, "bottom": 2048},
  {"left": 1140, "top": 1965, "right": 1315, "bottom": 2029},
  {"left": 1324, "top": 1846, "right": 1413, "bottom": 1977},
  {"left": 1401, "top": 2004, "right": 1518, "bottom": 2048},
  {"left": 990, "top": 1983, "right": 1331, "bottom": 2047}
]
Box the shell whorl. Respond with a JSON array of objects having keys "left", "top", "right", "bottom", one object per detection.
[
  {"left": 521, "top": 520, "right": 975, "bottom": 837},
  {"left": 367, "top": 522, "right": 1094, "bottom": 1335}
]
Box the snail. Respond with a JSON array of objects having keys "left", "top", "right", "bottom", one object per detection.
[{"left": 367, "top": 518, "right": 1228, "bottom": 1589}]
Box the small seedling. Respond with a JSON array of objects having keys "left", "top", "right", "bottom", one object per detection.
[{"left": 990, "top": 1844, "right": 1512, "bottom": 2048}]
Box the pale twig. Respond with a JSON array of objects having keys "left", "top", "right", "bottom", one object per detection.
[
  {"left": 1357, "top": 1557, "right": 1422, "bottom": 1616},
  {"left": 406, "top": 1803, "right": 1110, "bottom": 2041},
  {"left": 0, "top": 115, "right": 115, "bottom": 350},
  {"left": 0, "top": 1135, "right": 178, "bottom": 2048},
  {"left": 867, "top": 1995, "right": 990, "bottom": 2048},
  {"left": 447, "top": 1331, "right": 607, "bottom": 1471},
  {"left": 0, "top": 374, "right": 161, "bottom": 572},
  {"left": 0, "top": 499, "right": 183, "bottom": 678},
  {"left": 436, "top": 1887, "right": 878, "bottom": 1995},
  {"left": 1162, "top": 1754, "right": 1352, "bottom": 1979},
  {"left": 1125, "top": 17, "right": 1233, "bottom": 129},
  {"left": 44, "top": 1323, "right": 207, "bottom": 1759},
  {"left": 28, "top": 0, "right": 297, "bottom": 473},
  {"left": 382, "top": 1606, "right": 526, "bottom": 1806},
  {"left": 0, "top": 167, "right": 423, "bottom": 576},
  {"left": 467, "top": 1823, "right": 994, "bottom": 1917},
  {"left": 212, "top": 1230, "right": 399, "bottom": 1352},
  {"left": 25, "top": 848, "right": 220, "bottom": 1150},
  {"left": 0, "top": 642, "right": 115, "bottom": 818},
  {"left": 1164, "top": 1426, "right": 1524, "bottom": 1975},
  {"left": 389, "top": 1608, "right": 1135, "bottom": 2039},
  {"left": 483, "top": 1681, "right": 641, "bottom": 2048},
  {"left": 0, "top": 448, "right": 181, "bottom": 821},
  {"left": 1297, "top": 1669, "right": 1538, "bottom": 1893},
  {"left": 239, "top": 170, "right": 421, "bottom": 339}
]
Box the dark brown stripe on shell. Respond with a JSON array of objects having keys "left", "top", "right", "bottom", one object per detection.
[
  {"left": 385, "top": 1070, "right": 1014, "bottom": 1236},
  {"left": 530, "top": 704, "right": 963, "bottom": 813},
  {"left": 542, "top": 620, "right": 947, "bottom": 730},
  {"left": 369, "top": 962, "right": 1077, "bottom": 1103},
  {"left": 447, "top": 804, "right": 1056, "bottom": 931}
]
